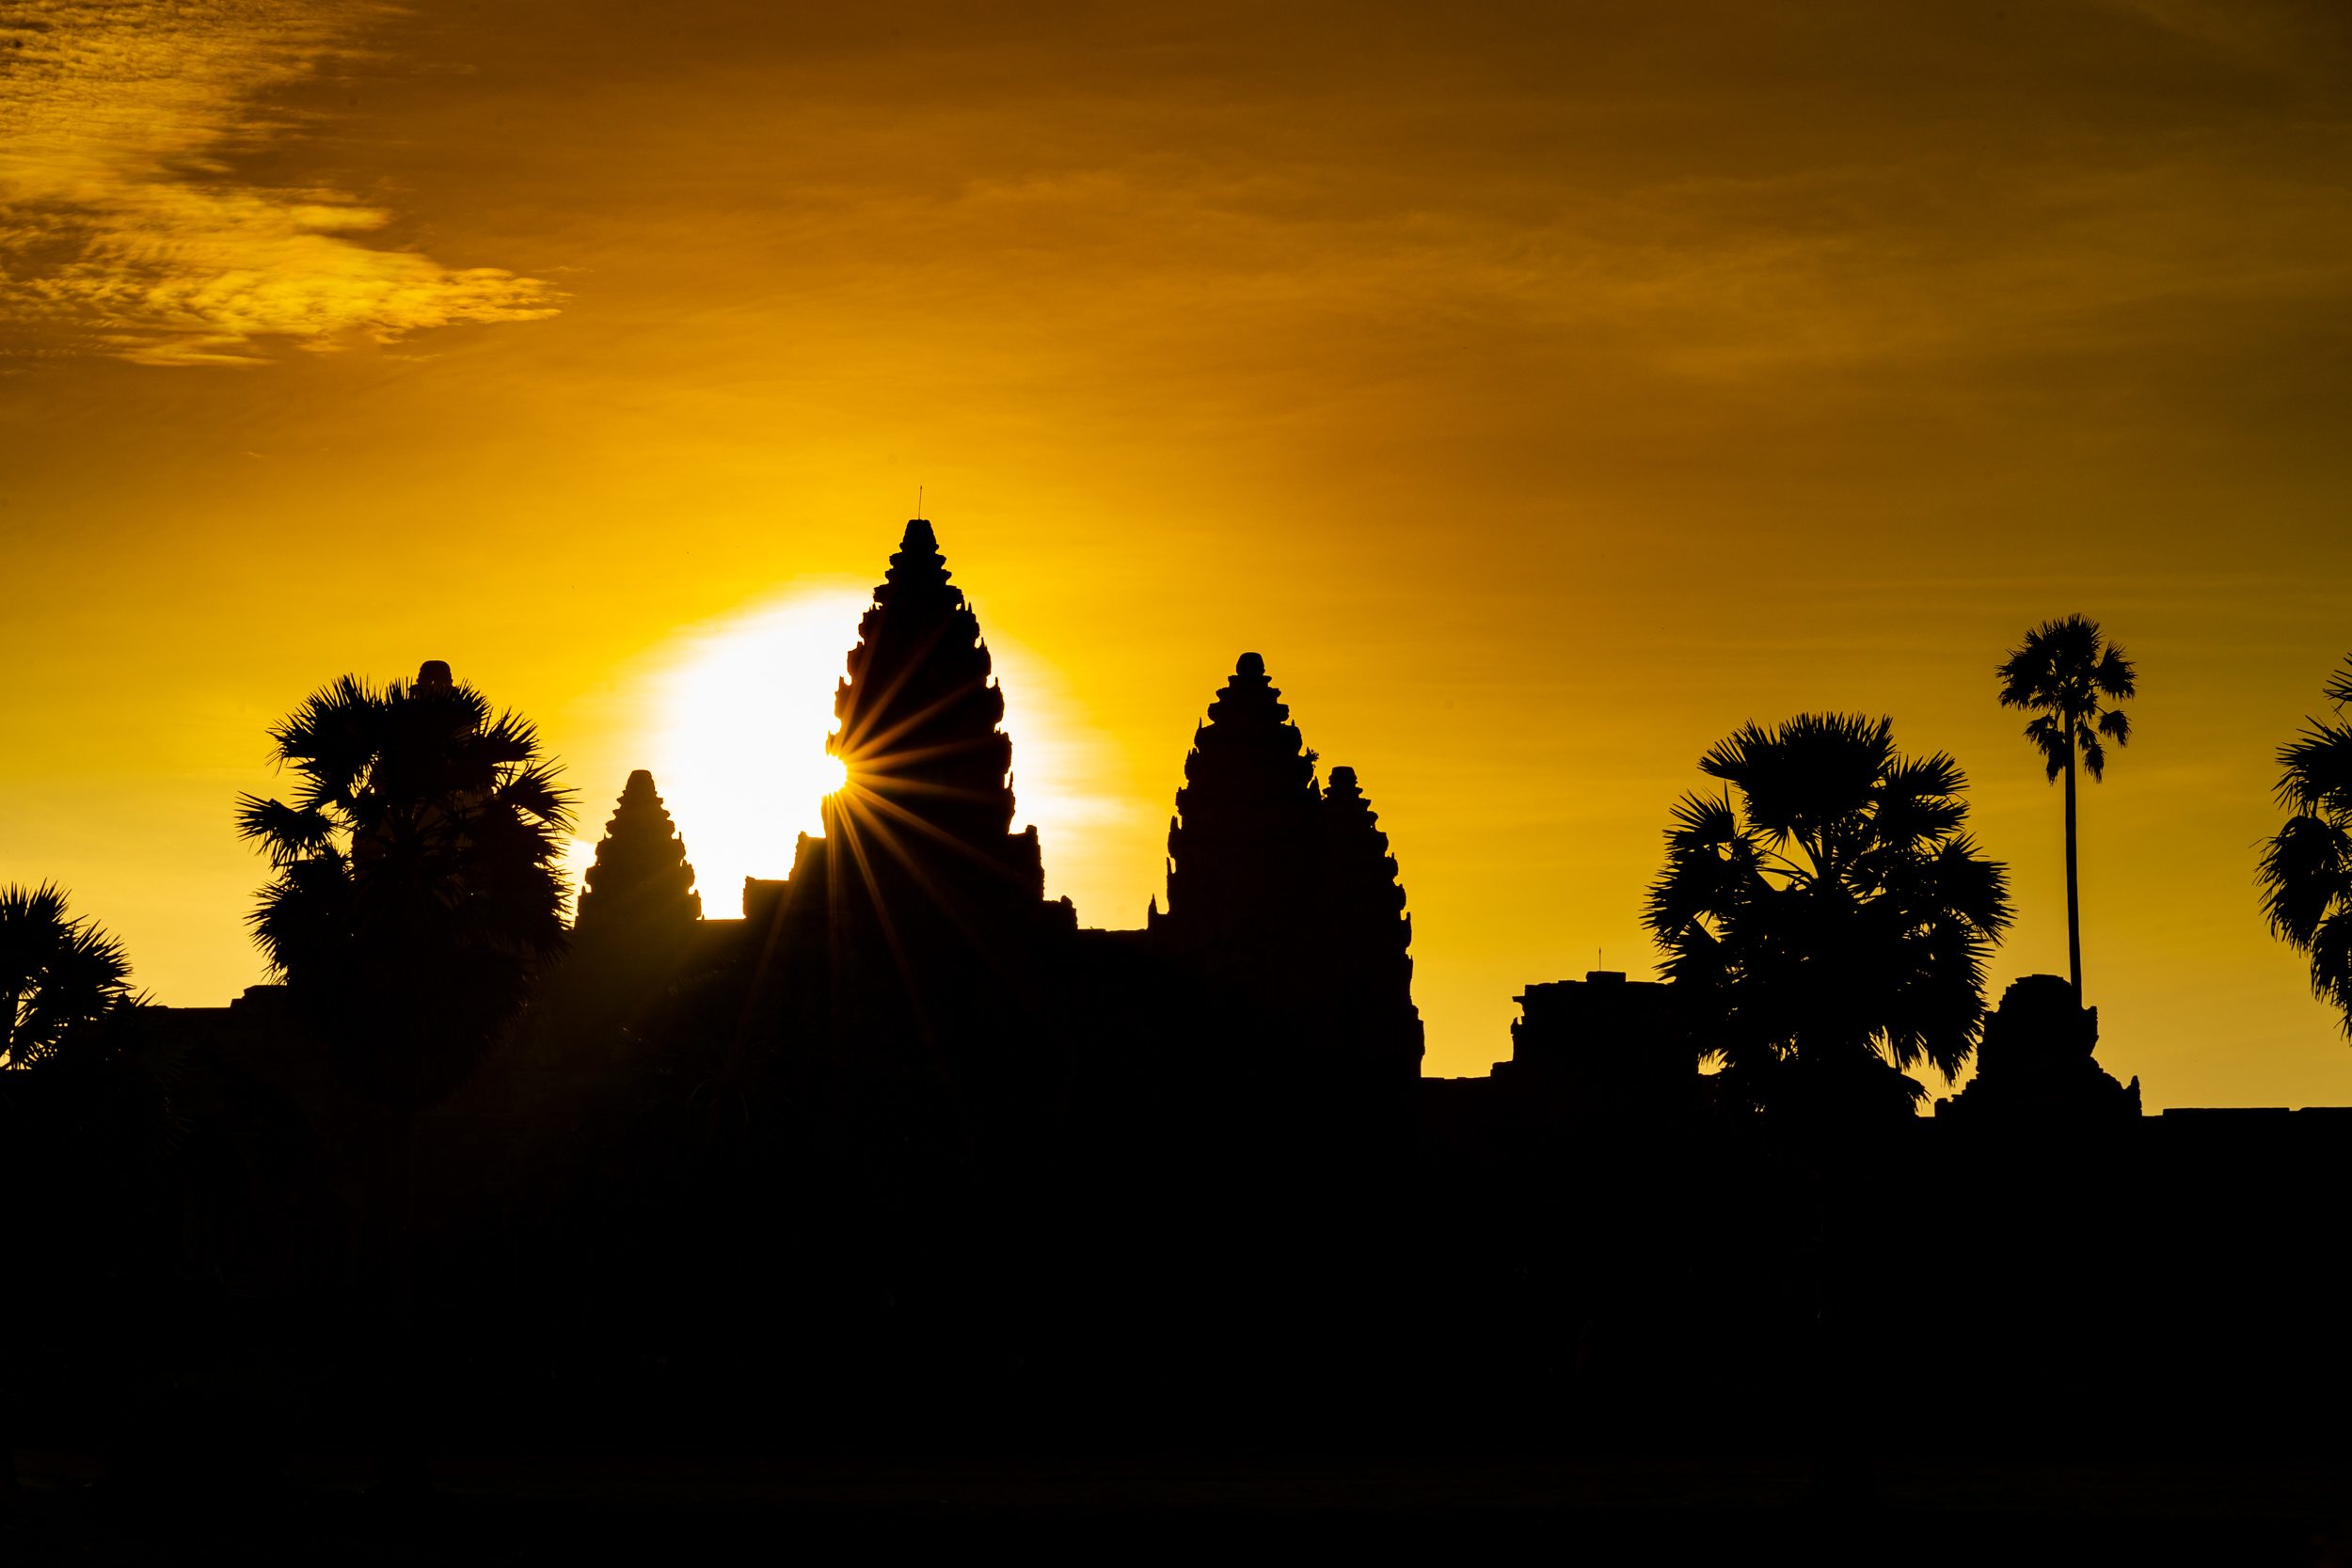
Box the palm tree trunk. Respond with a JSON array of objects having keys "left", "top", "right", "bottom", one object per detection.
[
  {"left": 1806, "top": 1127, "right": 1879, "bottom": 1513},
  {"left": 2064, "top": 730, "right": 2083, "bottom": 998},
  {"left": 360, "top": 1101, "right": 429, "bottom": 1498}
]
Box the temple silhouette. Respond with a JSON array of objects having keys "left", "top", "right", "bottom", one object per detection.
[
  {"left": 601, "top": 516, "right": 1438, "bottom": 1167},
  {"left": 18, "top": 516, "right": 2352, "bottom": 1544}
]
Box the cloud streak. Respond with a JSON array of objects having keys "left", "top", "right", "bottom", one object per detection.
[{"left": 0, "top": 0, "right": 555, "bottom": 365}]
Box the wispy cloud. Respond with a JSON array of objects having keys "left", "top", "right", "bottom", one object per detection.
[{"left": 0, "top": 0, "right": 556, "bottom": 365}]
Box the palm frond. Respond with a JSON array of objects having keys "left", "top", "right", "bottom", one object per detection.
[
  {"left": 2309, "top": 911, "right": 2352, "bottom": 1035},
  {"left": 493, "top": 760, "right": 578, "bottom": 834},
  {"left": 2325, "top": 657, "right": 2352, "bottom": 711},
  {"left": 1664, "top": 790, "right": 1741, "bottom": 848},
  {"left": 234, "top": 795, "right": 337, "bottom": 864},
  {"left": 2094, "top": 644, "right": 2138, "bottom": 700},
  {"left": 2258, "top": 810, "right": 2351, "bottom": 948},
  {"left": 2276, "top": 720, "right": 2352, "bottom": 815},
  {"left": 2022, "top": 715, "right": 2068, "bottom": 781}
]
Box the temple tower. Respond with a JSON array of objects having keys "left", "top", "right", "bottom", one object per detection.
[
  {"left": 1153, "top": 654, "right": 1422, "bottom": 1097},
  {"left": 774, "top": 518, "right": 1062, "bottom": 1099},
  {"left": 1315, "top": 766, "right": 1424, "bottom": 1079},
  {"left": 825, "top": 517, "right": 1034, "bottom": 875},
  {"left": 1157, "top": 652, "right": 1322, "bottom": 991},
  {"left": 575, "top": 768, "right": 702, "bottom": 940}
]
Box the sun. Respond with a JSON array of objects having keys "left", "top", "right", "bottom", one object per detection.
[
  {"left": 597, "top": 575, "right": 1130, "bottom": 925},
  {"left": 636, "top": 585, "right": 875, "bottom": 916}
]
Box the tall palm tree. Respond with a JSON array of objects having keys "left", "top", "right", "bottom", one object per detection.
[
  {"left": 237, "top": 660, "right": 574, "bottom": 1109},
  {"left": 1645, "top": 713, "right": 2013, "bottom": 1122},
  {"left": 1995, "top": 615, "right": 2136, "bottom": 999},
  {"left": 0, "top": 887, "right": 148, "bottom": 1495},
  {"left": 236, "top": 659, "right": 570, "bottom": 1493},
  {"left": 2258, "top": 655, "right": 2352, "bottom": 1034},
  {"left": 0, "top": 882, "right": 135, "bottom": 1069},
  {"left": 1646, "top": 714, "right": 2011, "bottom": 1507}
]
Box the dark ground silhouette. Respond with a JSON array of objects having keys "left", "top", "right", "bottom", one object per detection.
[{"left": 7, "top": 519, "right": 2350, "bottom": 1561}]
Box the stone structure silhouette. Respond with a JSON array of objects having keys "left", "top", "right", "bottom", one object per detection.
[
  {"left": 1149, "top": 654, "right": 1422, "bottom": 1103},
  {"left": 574, "top": 768, "right": 702, "bottom": 939},
  {"left": 115, "top": 507, "right": 2352, "bottom": 1519},
  {"left": 1937, "top": 973, "right": 2141, "bottom": 1122},
  {"left": 758, "top": 520, "right": 1072, "bottom": 1117},
  {"left": 823, "top": 517, "right": 1041, "bottom": 890},
  {"left": 783, "top": 517, "right": 1049, "bottom": 918},
  {"left": 1315, "top": 766, "right": 1424, "bottom": 1081},
  {"left": 1152, "top": 654, "right": 1321, "bottom": 1011},
  {"left": 1494, "top": 970, "right": 1691, "bottom": 1122}
]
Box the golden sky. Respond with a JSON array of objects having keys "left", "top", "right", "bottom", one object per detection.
[{"left": 6, "top": 0, "right": 2351, "bottom": 1103}]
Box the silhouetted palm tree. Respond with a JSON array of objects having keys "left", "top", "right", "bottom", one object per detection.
[
  {"left": 1996, "top": 615, "right": 2136, "bottom": 998},
  {"left": 2258, "top": 655, "right": 2352, "bottom": 1035},
  {"left": 1, "top": 882, "right": 135, "bottom": 1069},
  {"left": 236, "top": 659, "right": 570, "bottom": 1492},
  {"left": 1645, "top": 714, "right": 2013, "bottom": 1122},
  {"left": 0, "top": 883, "right": 139, "bottom": 1495},
  {"left": 237, "top": 661, "right": 573, "bottom": 1109}
]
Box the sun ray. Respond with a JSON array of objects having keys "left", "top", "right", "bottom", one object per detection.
[
  {"left": 621, "top": 578, "right": 1126, "bottom": 930},
  {"left": 833, "top": 792, "right": 1004, "bottom": 969},
  {"left": 842, "top": 782, "right": 1025, "bottom": 882},
  {"left": 838, "top": 675, "right": 989, "bottom": 765},
  {"left": 827, "top": 797, "right": 927, "bottom": 1027},
  {"left": 835, "top": 618, "right": 955, "bottom": 752}
]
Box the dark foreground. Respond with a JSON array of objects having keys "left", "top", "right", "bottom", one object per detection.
[{"left": 12, "top": 1450, "right": 2352, "bottom": 1565}]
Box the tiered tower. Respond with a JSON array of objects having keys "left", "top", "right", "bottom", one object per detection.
[
  {"left": 1153, "top": 654, "right": 1422, "bottom": 1094},
  {"left": 1157, "top": 653, "right": 1322, "bottom": 990},
  {"left": 1316, "top": 767, "right": 1424, "bottom": 1079},
  {"left": 575, "top": 769, "right": 702, "bottom": 939},
  {"left": 824, "top": 517, "right": 1035, "bottom": 879},
  {"left": 775, "top": 519, "right": 1060, "bottom": 1089}
]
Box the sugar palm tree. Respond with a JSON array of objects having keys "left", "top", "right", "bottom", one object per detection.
[
  {"left": 237, "top": 659, "right": 571, "bottom": 1492},
  {"left": 1646, "top": 713, "right": 2011, "bottom": 1508},
  {"left": 1645, "top": 713, "right": 2013, "bottom": 1123},
  {"left": 0, "top": 882, "right": 135, "bottom": 1069},
  {"left": 0, "top": 884, "right": 139, "bottom": 1496},
  {"left": 237, "top": 661, "right": 573, "bottom": 1108},
  {"left": 1995, "top": 615, "right": 2136, "bottom": 999},
  {"left": 2258, "top": 656, "right": 2352, "bottom": 1034}
]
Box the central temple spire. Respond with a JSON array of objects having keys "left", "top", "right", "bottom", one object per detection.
[
  {"left": 771, "top": 515, "right": 1057, "bottom": 1098},
  {"left": 827, "top": 517, "right": 1018, "bottom": 848}
]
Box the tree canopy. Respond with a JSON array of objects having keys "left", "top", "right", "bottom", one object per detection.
[
  {"left": 236, "top": 661, "right": 574, "bottom": 1109},
  {"left": 1645, "top": 713, "right": 2013, "bottom": 1121},
  {"left": 1995, "top": 615, "right": 2136, "bottom": 783},
  {"left": 0, "top": 882, "right": 135, "bottom": 1069},
  {"left": 2258, "top": 656, "right": 2352, "bottom": 1036}
]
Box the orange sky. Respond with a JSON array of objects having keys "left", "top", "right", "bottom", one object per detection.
[{"left": 5, "top": 0, "right": 2352, "bottom": 1103}]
